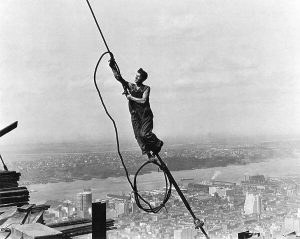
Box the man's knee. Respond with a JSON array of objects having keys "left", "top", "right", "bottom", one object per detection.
[
  {"left": 134, "top": 132, "right": 140, "bottom": 139},
  {"left": 140, "top": 131, "right": 151, "bottom": 140}
]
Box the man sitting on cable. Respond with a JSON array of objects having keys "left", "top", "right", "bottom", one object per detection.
[{"left": 109, "top": 58, "right": 163, "bottom": 161}]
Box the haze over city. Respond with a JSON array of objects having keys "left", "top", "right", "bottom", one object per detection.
[{"left": 1, "top": 0, "right": 300, "bottom": 148}]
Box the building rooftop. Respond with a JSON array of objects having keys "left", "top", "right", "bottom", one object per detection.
[{"left": 0, "top": 171, "right": 114, "bottom": 239}]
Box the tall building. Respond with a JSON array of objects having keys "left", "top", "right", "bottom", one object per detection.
[
  {"left": 131, "top": 202, "right": 139, "bottom": 214},
  {"left": 297, "top": 208, "right": 300, "bottom": 218},
  {"left": 244, "top": 193, "right": 262, "bottom": 215},
  {"left": 124, "top": 201, "right": 130, "bottom": 215},
  {"left": 249, "top": 175, "right": 266, "bottom": 184},
  {"left": 76, "top": 190, "right": 92, "bottom": 218},
  {"left": 115, "top": 202, "right": 125, "bottom": 217}
]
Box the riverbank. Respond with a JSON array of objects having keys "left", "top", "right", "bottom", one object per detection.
[{"left": 27, "top": 156, "right": 300, "bottom": 204}]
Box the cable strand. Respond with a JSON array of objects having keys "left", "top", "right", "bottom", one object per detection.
[
  {"left": 83, "top": 1, "right": 209, "bottom": 237},
  {"left": 86, "top": 0, "right": 111, "bottom": 52}
]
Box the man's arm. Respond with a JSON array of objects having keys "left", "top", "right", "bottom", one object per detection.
[
  {"left": 109, "top": 59, "right": 129, "bottom": 89},
  {"left": 127, "top": 87, "right": 150, "bottom": 104}
]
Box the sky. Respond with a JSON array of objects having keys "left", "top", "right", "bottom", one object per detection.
[{"left": 1, "top": 0, "right": 300, "bottom": 147}]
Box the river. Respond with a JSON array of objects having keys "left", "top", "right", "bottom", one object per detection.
[{"left": 27, "top": 156, "right": 300, "bottom": 204}]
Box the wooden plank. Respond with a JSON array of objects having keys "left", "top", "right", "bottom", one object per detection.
[
  {"left": 0, "top": 206, "right": 18, "bottom": 223},
  {"left": 0, "top": 195, "right": 29, "bottom": 204},
  {"left": 18, "top": 204, "right": 35, "bottom": 212},
  {"left": 0, "top": 192, "right": 29, "bottom": 199},
  {"left": 0, "top": 121, "right": 18, "bottom": 138},
  {"left": 0, "top": 201, "right": 28, "bottom": 208},
  {"left": 27, "top": 211, "right": 44, "bottom": 224},
  {"left": 0, "top": 187, "right": 27, "bottom": 192},
  {"left": 1, "top": 210, "right": 29, "bottom": 228},
  {"left": 0, "top": 170, "right": 19, "bottom": 175},
  {"left": 12, "top": 223, "right": 63, "bottom": 239},
  {"left": 0, "top": 205, "right": 17, "bottom": 214},
  {"left": 0, "top": 191, "right": 28, "bottom": 196}
]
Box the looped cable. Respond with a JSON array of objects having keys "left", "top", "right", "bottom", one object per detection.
[{"left": 133, "top": 160, "right": 172, "bottom": 213}]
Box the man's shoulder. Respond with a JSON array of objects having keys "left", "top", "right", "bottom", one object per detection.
[
  {"left": 143, "top": 84, "right": 150, "bottom": 89},
  {"left": 128, "top": 82, "right": 134, "bottom": 87}
]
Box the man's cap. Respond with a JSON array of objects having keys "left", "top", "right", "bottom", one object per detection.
[{"left": 138, "top": 68, "right": 148, "bottom": 81}]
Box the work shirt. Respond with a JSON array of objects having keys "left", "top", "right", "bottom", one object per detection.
[
  {"left": 112, "top": 69, "right": 153, "bottom": 119},
  {"left": 127, "top": 83, "right": 153, "bottom": 119}
]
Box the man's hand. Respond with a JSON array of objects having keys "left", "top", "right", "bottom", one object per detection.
[
  {"left": 109, "top": 58, "right": 116, "bottom": 69},
  {"left": 126, "top": 94, "right": 132, "bottom": 100}
]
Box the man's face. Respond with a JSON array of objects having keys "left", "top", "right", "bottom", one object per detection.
[{"left": 134, "top": 72, "right": 143, "bottom": 84}]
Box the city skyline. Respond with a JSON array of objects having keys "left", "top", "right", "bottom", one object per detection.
[
  {"left": 39, "top": 172, "right": 300, "bottom": 238},
  {"left": 1, "top": 0, "right": 300, "bottom": 147}
]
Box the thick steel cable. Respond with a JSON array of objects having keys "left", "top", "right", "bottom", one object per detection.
[
  {"left": 86, "top": 0, "right": 111, "bottom": 53},
  {"left": 85, "top": 4, "right": 209, "bottom": 237}
]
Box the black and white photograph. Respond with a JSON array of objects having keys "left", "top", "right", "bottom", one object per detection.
[{"left": 1, "top": 1, "right": 300, "bottom": 238}]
